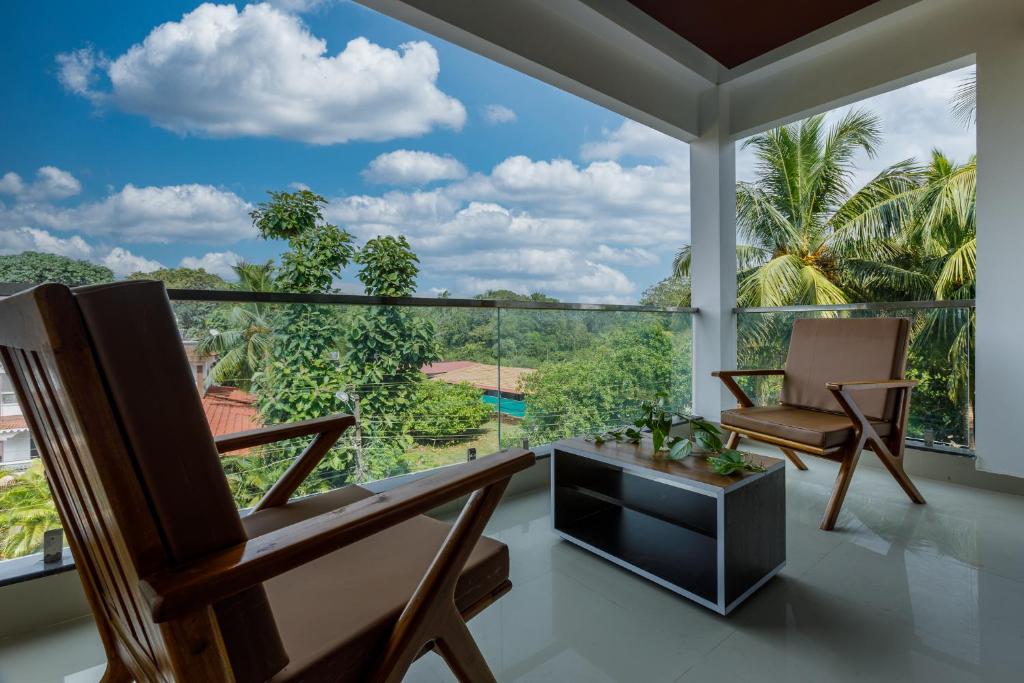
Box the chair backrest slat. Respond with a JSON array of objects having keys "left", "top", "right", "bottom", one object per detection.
[{"left": 781, "top": 317, "right": 911, "bottom": 421}]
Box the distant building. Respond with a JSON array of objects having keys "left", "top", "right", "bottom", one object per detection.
[
  {"left": 421, "top": 361, "right": 534, "bottom": 402},
  {"left": 0, "top": 341, "right": 260, "bottom": 471}
]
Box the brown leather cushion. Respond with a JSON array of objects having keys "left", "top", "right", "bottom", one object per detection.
[
  {"left": 722, "top": 405, "right": 892, "bottom": 449},
  {"left": 242, "top": 485, "right": 510, "bottom": 683},
  {"left": 781, "top": 317, "right": 910, "bottom": 421},
  {"left": 73, "top": 281, "right": 286, "bottom": 682}
]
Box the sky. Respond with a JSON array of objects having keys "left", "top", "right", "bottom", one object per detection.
[{"left": 0, "top": 1, "right": 975, "bottom": 303}]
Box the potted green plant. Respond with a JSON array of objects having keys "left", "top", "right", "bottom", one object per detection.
[{"left": 588, "top": 393, "right": 765, "bottom": 476}]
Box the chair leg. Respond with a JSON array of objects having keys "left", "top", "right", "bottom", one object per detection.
[
  {"left": 871, "top": 441, "right": 926, "bottom": 505},
  {"left": 370, "top": 482, "right": 508, "bottom": 683},
  {"left": 100, "top": 656, "right": 132, "bottom": 683},
  {"left": 725, "top": 431, "right": 740, "bottom": 449},
  {"left": 435, "top": 608, "right": 498, "bottom": 683},
  {"left": 820, "top": 445, "right": 862, "bottom": 531},
  {"left": 779, "top": 447, "right": 809, "bottom": 471}
]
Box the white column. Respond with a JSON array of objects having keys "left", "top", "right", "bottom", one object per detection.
[
  {"left": 975, "top": 30, "right": 1024, "bottom": 477},
  {"left": 689, "top": 89, "right": 737, "bottom": 421}
]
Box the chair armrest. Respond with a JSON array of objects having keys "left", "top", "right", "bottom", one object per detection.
[
  {"left": 215, "top": 413, "right": 355, "bottom": 453},
  {"left": 826, "top": 380, "right": 918, "bottom": 392},
  {"left": 140, "top": 448, "right": 535, "bottom": 623},
  {"left": 712, "top": 370, "right": 783, "bottom": 409},
  {"left": 711, "top": 369, "right": 784, "bottom": 378}
]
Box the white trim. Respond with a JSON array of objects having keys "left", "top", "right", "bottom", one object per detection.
[{"left": 554, "top": 530, "right": 725, "bottom": 614}]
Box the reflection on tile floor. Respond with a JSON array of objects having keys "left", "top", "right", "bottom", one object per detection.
[{"left": 2, "top": 447, "right": 1023, "bottom": 682}]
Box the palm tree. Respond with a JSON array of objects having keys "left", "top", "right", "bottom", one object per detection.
[
  {"left": 675, "top": 110, "right": 923, "bottom": 307},
  {"left": 870, "top": 151, "right": 976, "bottom": 443},
  {"left": 197, "top": 261, "right": 277, "bottom": 391},
  {"left": 0, "top": 462, "right": 61, "bottom": 559},
  {"left": 950, "top": 68, "right": 977, "bottom": 128}
]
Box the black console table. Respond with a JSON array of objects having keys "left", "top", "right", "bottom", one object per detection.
[{"left": 551, "top": 437, "right": 785, "bottom": 615}]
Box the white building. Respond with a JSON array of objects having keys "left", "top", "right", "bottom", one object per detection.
[{"left": 0, "top": 365, "right": 35, "bottom": 472}]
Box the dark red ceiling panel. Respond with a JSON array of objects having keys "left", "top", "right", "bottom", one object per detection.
[{"left": 628, "top": 0, "right": 881, "bottom": 68}]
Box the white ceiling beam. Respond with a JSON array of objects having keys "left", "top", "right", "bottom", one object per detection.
[{"left": 357, "top": 0, "right": 710, "bottom": 141}]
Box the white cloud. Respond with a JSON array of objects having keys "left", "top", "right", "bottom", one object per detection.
[
  {"left": 581, "top": 119, "right": 688, "bottom": 165},
  {"left": 179, "top": 251, "right": 243, "bottom": 279},
  {"left": 0, "top": 166, "right": 82, "bottom": 201},
  {"left": 101, "top": 247, "right": 163, "bottom": 276},
  {"left": 0, "top": 227, "right": 94, "bottom": 260},
  {"left": 325, "top": 120, "right": 690, "bottom": 300},
  {"left": 57, "top": 3, "right": 465, "bottom": 144},
  {"left": 268, "top": 0, "right": 333, "bottom": 12},
  {"left": 0, "top": 227, "right": 163, "bottom": 277},
  {"left": 482, "top": 104, "right": 517, "bottom": 124},
  {"left": 736, "top": 66, "right": 976, "bottom": 188},
  {"left": 0, "top": 173, "right": 25, "bottom": 195},
  {"left": 4, "top": 183, "right": 253, "bottom": 244},
  {"left": 55, "top": 48, "right": 107, "bottom": 104},
  {"left": 591, "top": 244, "right": 659, "bottom": 265},
  {"left": 363, "top": 150, "right": 467, "bottom": 185}
]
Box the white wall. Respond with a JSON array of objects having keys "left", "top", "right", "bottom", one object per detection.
[
  {"left": 975, "top": 22, "right": 1024, "bottom": 477},
  {"left": 690, "top": 90, "right": 737, "bottom": 419},
  {"left": 1, "top": 432, "right": 32, "bottom": 464}
]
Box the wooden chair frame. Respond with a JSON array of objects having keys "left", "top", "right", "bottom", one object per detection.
[
  {"left": 713, "top": 369, "right": 925, "bottom": 530},
  {"left": 141, "top": 421, "right": 530, "bottom": 682},
  {"left": 0, "top": 281, "right": 532, "bottom": 683}
]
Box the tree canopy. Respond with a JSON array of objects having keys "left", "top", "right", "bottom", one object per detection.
[{"left": 0, "top": 251, "right": 113, "bottom": 286}]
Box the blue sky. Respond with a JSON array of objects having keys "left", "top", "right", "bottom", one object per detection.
[{"left": 0, "top": 1, "right": 973, "bottom": 303}]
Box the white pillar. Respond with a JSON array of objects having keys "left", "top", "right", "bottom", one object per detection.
[
  {"left": 690, "top": 89, "right": 737, "bottom": 420},
  {"left": 975, "top": 30, "right": 1024, "bottom": 477}
]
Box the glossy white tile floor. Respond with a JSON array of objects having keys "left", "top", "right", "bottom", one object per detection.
[{"left": 3, "top": 449, "right": 1024, "bottom": 683}]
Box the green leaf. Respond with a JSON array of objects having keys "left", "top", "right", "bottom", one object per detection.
[{"left": 669, "top": 439, "right": 692, "bottom": 460}]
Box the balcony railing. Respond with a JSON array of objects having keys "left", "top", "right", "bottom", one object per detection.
[
  {"left": 735, "top": 300, "right": 975, "bottom": 454},
  {"left": 0, "top": 287, "right": 977, "bottom": 568},
  {"left": 0, "top": 288, "right": 695, "bottom": 562}
]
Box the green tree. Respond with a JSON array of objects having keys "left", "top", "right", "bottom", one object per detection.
[
  {"left": 640, "top": 276, "right": 691, "bottom": 307},
  {"left": 519, "top": 321, "right": 689, "bottom": 445},
  {"left": 247, "top": 190, "right": 356, "bottom": 498},
  {"left": 340, "top": 236, "right": 440, "bottom": 480},
  {"left": 876, "top": 152, "right": 977, "bottom": 444},
  {"left": 197, "top": 261, "right": 278, "bottom": 390},
  {"left": 0, "top": 462, "right": 61, "bottom": 559},
  {"left": 130, "top": 266, "right": 228, "bottom": 338},
  {"left": 0, "top": 251, "right": 113, "bottom": 286},
  {"left": 675, "top": 110, "right": 922, "bottom": 307},
  {"left": 409, "top": 381, "right": 494, "bottom": 444}
]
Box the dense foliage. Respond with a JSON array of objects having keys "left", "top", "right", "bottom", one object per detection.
[
  {"left": 0, "top": 462, "right": 61, "bottom": 559},
  {"left": 0, "top": 251, "right": 113, "bottom": 286},
  {"left": 518, "top": 320, "right": 692, "bottom": 446},
  {"left": 409, "top": 380, "right": 494, "bottom": 444},
  {"left": 340, "top": 236, "right": 441, "bottom": 479}
]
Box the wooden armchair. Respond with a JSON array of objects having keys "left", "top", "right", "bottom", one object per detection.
[
  {"left": 0, "top": 281, "right": 534, "bottom": 682},
  {"left": 714, "top": 317, "right": 925, "bottom": 530}
]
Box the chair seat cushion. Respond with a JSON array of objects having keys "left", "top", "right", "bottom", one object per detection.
[
  {"left": 241, "top": 484, "right": 509, "bottom": 683},
  {"left": 721, "top": 405, "right": 892, "bottom": 449}
]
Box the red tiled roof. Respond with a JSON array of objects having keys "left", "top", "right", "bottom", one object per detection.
[
  {"left": 0, "top": 415, "right": 28, "bottom": 431},
  {"left": 421, "top": 361, "right": 534, "bottom": 394},
  {"left": 202, "top": 386, "right": 261, "bottom": 455},
  {"left": 421, "top": 361, "right": 477, "bottom": 376}
]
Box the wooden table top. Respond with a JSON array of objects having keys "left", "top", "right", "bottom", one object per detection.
[{"left": 553, "top": 436, "right": 784, "bottom": 492}]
